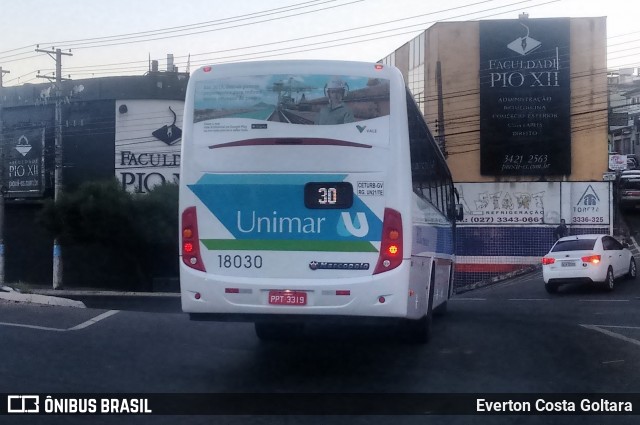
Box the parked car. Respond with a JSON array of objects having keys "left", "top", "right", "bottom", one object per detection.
[
  {"left": 542, "top": 234, "right": 636, "bottom": 293},
  {"left": 619, "top": 171, "right": 640, "bottom": 211}
]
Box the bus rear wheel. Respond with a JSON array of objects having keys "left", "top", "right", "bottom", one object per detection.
[{"left": 402, "top": 270, "right": 435, "bottom": 344}]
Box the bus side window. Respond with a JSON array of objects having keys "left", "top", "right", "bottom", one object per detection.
[{"left": 406, "top": 87, "right": 455, "bottom": 219}]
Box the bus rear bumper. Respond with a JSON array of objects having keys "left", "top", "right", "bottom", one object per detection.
[
  {"left": 188, "top": 312, "right": 405, "bottom": 326},
  {"left": 180, "top": 262, "right": 415, "bottom": 320}
]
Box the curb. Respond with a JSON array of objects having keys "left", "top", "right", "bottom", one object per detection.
[
  {"left": 0, "top": 286, "right": 86, "bottom": 308},
  {"left": 455, "top": 265, "right": 540, "bottom": 294},
  {"left": 30, "top": 289, "right": 180, "bottom": 297}
]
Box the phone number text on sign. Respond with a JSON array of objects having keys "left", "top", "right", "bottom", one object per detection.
[
  {"left": 466, "top": 216, "right": 543, "bottom": 224},
  {"left": 571, "top": 217, "right": 605, "bottom": 224}
]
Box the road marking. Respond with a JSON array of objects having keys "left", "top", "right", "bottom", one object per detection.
[
  {"left": 452, "top": 298, "right": 486, "bottom": 301},
  {"left": 0, "top": 322, "right": 65, "bottom": 332},
  {"left": 589, "top": 324, "right": 640, "bottom": 330},
  {"left": 0, "top": 310, "right": 119, "bottom": 332},
  {"left": 579, "top": 299, "right": 629, "bottom": 302},
  {"left": 580, "top": 324, "right": 640, "bottom": 347},
  {"left": 508, "top": 298, "right": 549, "bottom": 301},
  {"left": 68, "top": 310, "right": 120, "bottom": 331},
  {"left": 602, "top": 360, "right": 625, "bottom": 365}
]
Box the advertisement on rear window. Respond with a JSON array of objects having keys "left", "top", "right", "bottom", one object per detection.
[{"left": 193, "top": 75, "right": 389, "bottom": 133}]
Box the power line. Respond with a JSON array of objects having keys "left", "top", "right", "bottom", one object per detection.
[
  {"left": 0, "top": 0, "right": 571, "bottom": 79},
  {"left": 3, "top": 0, "right": 640, "bottom": 85},
  {"left": 0, "top": 0, "right": 333, "bottom": 56},
  {"left": 62, "top": 0, "right": 555, "bottom": 69}
]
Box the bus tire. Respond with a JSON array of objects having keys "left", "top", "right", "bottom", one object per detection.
[
  {"left": 254, "top": 322, "right": 304, "bottom": 341},
  {"left": 403, "top": 269, "right": 435, "bottom": 344}
]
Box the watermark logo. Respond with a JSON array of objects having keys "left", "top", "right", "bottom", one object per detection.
[{"left": 7, "top": 395, "right": 40, "bottom": 413}]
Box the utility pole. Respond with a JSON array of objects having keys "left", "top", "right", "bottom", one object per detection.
[
  {"left": 0, "top": 67, "right": 8, "bottom": 87},
  {"left": 35, "top": 48, "right": 72, "bottom": 289},
  {"left": 0, "top": 67, "right": 9, "bottom": 286}
]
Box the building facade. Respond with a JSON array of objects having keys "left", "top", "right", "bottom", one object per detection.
[
  {"left": 608, "top": 68, "right": 640, "bottom": 157},
  {"left": 382, "top": 16, "right": 610, "bottom": 289},
  {"left": 0, "top": 71, "right": 188, "bottom": 285}
]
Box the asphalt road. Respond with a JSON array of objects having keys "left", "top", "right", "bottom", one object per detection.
[{"left": 2, "top": 270, "right": 640, "bottom": 424}]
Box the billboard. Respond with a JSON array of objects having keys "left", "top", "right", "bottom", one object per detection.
[
  {"left": 115, "top": 100, "right": 183, "bottom": 194},
  {"left": 4, "top": 127, "right": 45, "bottom": 198},
  {"left": 455, "top": 182, "right": 610, "bottom": 226},
  {"left": 479, "top": 18, "right": 571, "bottom": 176}
]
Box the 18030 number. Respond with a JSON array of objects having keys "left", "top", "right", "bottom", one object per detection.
[{"left": 218, "top": 255, "right": 263, "bottom": 269}]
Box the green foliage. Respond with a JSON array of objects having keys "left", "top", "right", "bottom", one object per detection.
[{"left": 39, "top": 179, "right": 178, "bottom": 289}]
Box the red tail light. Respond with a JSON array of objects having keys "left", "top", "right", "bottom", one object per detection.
[
  {"left": 581, "top": 255, "right": 601, "bottom": 264},
  {"left": 373, "top": 208, "right": 403, "bottom": 275},
  {"left": 182, "top": 206, "right": 206, "bottom": 272},
  {"left": 542, "top": 257, "right": 555, "bottom": 265}
]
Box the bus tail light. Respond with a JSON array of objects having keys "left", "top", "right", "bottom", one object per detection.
[
  {"left": 373, "top": 208, "right": 403, "bottom": 275},
  {"left": 182, "top": 206, "right": 206, "bottom": 272}
]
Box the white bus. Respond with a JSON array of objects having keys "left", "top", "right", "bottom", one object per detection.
[{"left": 179, "top": 60, "right": 462, "bottom": 342}]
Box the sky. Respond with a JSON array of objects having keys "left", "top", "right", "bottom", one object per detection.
[{"left": 1, "top": 0, "right": 639, "bottom": 87}]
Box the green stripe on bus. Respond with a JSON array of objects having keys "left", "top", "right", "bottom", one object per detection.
[{"left": 201, "top": 239, "right": 378, "bottom": 252}]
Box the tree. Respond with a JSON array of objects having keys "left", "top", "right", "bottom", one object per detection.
[{"left": 39, "top": 179, "right": 178, "bottom": 290}]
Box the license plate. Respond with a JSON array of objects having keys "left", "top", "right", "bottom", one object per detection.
[
  {"left": 561, "top": 261, "right": 576, "bottom": 267},
  {"left": 268, "top": 291, "right": 307, "bottom": 306}
]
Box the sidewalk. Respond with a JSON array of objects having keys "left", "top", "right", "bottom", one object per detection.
[
  {"left": 0, "top": 283, "right": 179, "bottom": 308},
  {"left": 0, "top": 285, "right": 86, "bottom": 308}
]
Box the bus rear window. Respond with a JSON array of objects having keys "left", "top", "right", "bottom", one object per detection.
[{"left": 193, "top": 74, "right": 390, "bottom": 126}]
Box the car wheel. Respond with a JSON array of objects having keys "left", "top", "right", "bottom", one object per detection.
[
  {"left": 604, "top": 267, "right": 615, "bottom": 292},
  {"left": 545, "top": 282, "right": 558, "bottom": 294},
  {"left": 626, "top": 257, "right": 637, "bottom": 280}
]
